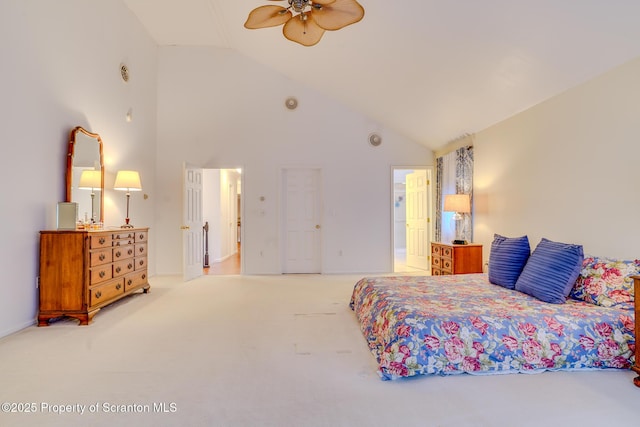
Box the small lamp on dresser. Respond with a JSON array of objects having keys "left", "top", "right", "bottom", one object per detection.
[
  {"left": 114, "top": 170, "right": 142, "bottom": 228},
  {"left": 443, "top": 193, "right": 471, "bottom": 244},
  {"left": 78, "top": 169, "right": 102, "bottom": 223}
]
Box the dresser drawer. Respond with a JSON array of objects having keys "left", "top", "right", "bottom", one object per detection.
[
  {"left": 432, "top": 245, "right": 441, "bottom": 256},
  {"left": 441, "top": 246, "right": 453, "bottom": 258},
  {"left": 135, "top": 231, "right": 148, "bottom": 243},
  {"left": 441, "top": 258, "right": 453, "bottom": 273},
  {"left": 135, "top": 256, "right": 147, "bottom": 271},
  {"left": 135, "top": 243, "right": 147, "bottom": 257},
  {"left": 113, "top": 238, "right": 134, "bottom": 247},
  {"left": 113, "top": 245, "right": 134, "bottom": 261},
  {"left": 124, "top": 270, "right": 148, "bottom": 292},
  {"left": 432, "top": 257, "right": 442, "bottom": 268},
  {"left": 113, "top": 258, "right": 135, "bottom": 278},
  {"left": 90, "top": 265, "right": 113, "bottom": 285},
  {"left": 90, "top": 234, "right": 112, "bottom": 249},
  {"left": 90, "top": 279, "right": 124, "bottom": 307},
  {"left": 90, "top": 248, "right": 112, "bottom": 266},
  {"left": 112, "top": 230, "right": 136, "bottom": 241}
]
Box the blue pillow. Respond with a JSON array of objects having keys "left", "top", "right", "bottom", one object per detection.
[
  {"left": 515, "top": 238, "right": 584, "bottom": 304},
  {"left": 488, "top": 234, "right": 530, "bottom": 289}
]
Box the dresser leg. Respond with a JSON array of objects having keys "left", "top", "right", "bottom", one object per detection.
[{"left": 37, "top": 316, "right": 51, "bottom": 327}]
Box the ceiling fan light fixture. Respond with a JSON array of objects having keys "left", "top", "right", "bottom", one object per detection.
[{"left": 245, "top": 0, "right": 364, "bottom": 46}]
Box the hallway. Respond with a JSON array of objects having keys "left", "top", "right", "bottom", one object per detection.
[{"left": 204, "top": 244, "right": 241, "bottom": 275}]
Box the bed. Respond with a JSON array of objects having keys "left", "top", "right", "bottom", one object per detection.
[{"left": 350, "top": 238, "right": 638, "bottom": 381}]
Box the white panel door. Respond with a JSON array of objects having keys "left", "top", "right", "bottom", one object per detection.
[
  {"left": 406, "top": 170, "right": 430, "bottom": 270},
  {"left": 282, "top": 168, "right": 321, "bottom": 273},
  {"left": 183, "top": 164, "right": 203, "bottom": 281}
]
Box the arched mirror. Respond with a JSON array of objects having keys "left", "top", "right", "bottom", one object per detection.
[{"left": 66, "top": 127, "right": 104, "bottom": 224}]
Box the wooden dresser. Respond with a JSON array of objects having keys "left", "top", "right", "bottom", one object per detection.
[
  {"left": 632, "top": 276, "right": 640, "bottom": 387},
  {"left": 38, "top": 227, "right": 150, "bottom": 326},
  {"left": 431, "top": 242, "right": 483, "bottom": 275}
]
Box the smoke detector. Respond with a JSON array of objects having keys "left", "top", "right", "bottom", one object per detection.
[
  {"left": 368, "top": 133, "right": 382, "bottom": 147},
  {"left": 285, "top": 97, "right": 298, "bottom": 110}
]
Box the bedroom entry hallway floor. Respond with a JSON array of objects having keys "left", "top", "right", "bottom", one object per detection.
[
  {"left": 1, "top": 274, "right": 638, "bottom": 427},
  {"left": 204, "top": 243, "right": 241, "bottom": 275}
]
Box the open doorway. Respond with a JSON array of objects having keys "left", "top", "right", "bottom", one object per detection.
[
  {"left": 393, "top": 168, "right": 433, "bottom": 273},
  {"left": 203, "top": 168, "right": 242, "bottom": 275}
]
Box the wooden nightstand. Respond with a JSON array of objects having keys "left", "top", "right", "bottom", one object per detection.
[{"left": 431, "top": 242, "right": 483, "bottom": 275}]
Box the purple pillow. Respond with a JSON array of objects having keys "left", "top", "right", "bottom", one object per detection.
[
  {"left": 488, "top": 234, "right": 530, "bottom": 289},
  {"left": 515, "top": 238, "right": 584, "bottom": 304}
]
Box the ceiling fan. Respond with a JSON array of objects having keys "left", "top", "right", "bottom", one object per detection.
[{"left": 244, "top": 0, "right": 365, "bottom": 47}]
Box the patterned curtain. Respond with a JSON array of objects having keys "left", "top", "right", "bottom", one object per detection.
[
  {"left": 435, "top": 146, "right": 474, "bottom": 243},
  {"left": 435, "top": 156, "right": 443, "bottom": 242}
]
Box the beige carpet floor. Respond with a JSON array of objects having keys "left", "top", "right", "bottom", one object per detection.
[{"left": 0, "top": 273, "right": 638, "bottom": 427}]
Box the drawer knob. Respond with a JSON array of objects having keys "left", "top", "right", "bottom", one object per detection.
[
  {"left": 138, "top": 234, "right": 144, "bottom": 240},
  {"left": 99, "top": 254, "right": 105, "bottom": 261},
  {"left": 139, "top": 247, "right": 144, "bottom": 253},
  {"left": 127, "top": 279, "right": 133, "bottom": 286},
  {"left": 142, "top": 274, "right": 146, "bottom": 280},
  {"left": 116, "top": 284, "right": 122, "bottom": 290},
  {"left": 115, "top": 251, "right": 121, "bottom": 258},
  {"left": 99, "top": 237, "right": 105, "bottom": 245},
  {"left": 128, "top": 249, "right": 133, "bottom": 255},
  {"left": 95, "top": 291, "right": 102, "bottom": 299},
  {"left": 99, "top": 271, "right": 105, "bottom": 278},
  {"left": 115, "top": 267, "right": 121, "bottom": 273},
  {"left": 127, "top": 263, "right": 133, "bottom": 270}
]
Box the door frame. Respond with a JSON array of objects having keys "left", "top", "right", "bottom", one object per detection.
[
  {"left": 203, "top": 167, "right": 244, "bottom": 275},
  {"left": 391, "top": 166, "right": 434, "bottom": 273}
]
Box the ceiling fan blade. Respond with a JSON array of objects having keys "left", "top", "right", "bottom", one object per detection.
[
  {"left": 283, "top": 14, "right": 325, "bottom": 46},
  {"left": 312, "top": 0, "right": 364, "bottom": 31},
  {"left": 244, "top": 5, "right": 292, "bottom": 29}
]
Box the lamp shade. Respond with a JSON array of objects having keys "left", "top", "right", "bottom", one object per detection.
[
  {"left": 443, "top": 194, "right": 470, "bottom": 213},
  {"left": 78, "top": 170, "right": 102, "bottom": 190},
  {"left": 114, "top": 170, "right": 142, "bottom": 191}
]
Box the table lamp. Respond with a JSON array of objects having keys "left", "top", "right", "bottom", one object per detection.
[{"left": 114, "top": 170, "right": 142, "bottom": 228}]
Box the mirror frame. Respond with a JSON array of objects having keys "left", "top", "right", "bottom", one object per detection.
[{"left": 65, "top": 126, "right": 104, "bottom": 223}]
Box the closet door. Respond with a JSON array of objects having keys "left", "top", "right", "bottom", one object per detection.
[{"left": 282, "top": 168, "right": 322, "bottom": 273}]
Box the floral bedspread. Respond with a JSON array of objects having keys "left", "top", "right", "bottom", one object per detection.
[{"left": 349, "top": 274, "right": 635, "bottom": 380}]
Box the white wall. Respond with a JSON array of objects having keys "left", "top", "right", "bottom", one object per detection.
[
  {"left": 156, "top": 47, "right": 433, "bottom": 274},
  {"left": 474, "top": 56, "right": 640, "bottom": 261},
  {"left": 0, "top": 1, "right": 158, "bottom": 337}
]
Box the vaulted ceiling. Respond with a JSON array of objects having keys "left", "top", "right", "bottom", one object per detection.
[{"left": 122, "top": 0, "right": 640, "bottom": 150}]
